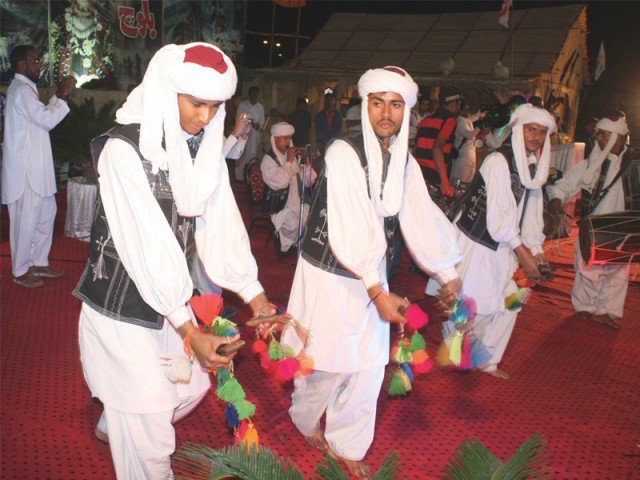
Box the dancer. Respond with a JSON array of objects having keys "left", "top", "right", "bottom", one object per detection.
[
  {"left": 429, "top": 104, "right": 555, "bottom": 380},
  {"left": 548, "top": 113, "right": 639, "bottom": 328},
  {"left": 74, "top": 43, "right": 273, "bottom": 478},
  {"left": 282, "top": 66, "right": 462, "bottom": 479}
]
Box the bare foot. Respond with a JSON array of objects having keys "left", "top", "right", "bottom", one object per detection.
[
  {"left": 343, "top": 459, "right": 373, "bottom": 480},
  {"left": 305, "top": 431, "right": 337, "bottom": 459},
  {"left": 593, "top": 314, "right": 621, "bottom": 330},
  {"left": 94, "top": 426, "right": 109, "bottom": 444},
  {"left": 484, "top": 368, "right": 510, "bottom": 380}
]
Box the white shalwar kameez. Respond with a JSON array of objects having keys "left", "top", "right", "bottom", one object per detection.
[
  {"left": 235, "top": 100, "right": 265, "bottom": 180},
  {"left": 547, "top": 148, "right": 629, "bottom": 318},
  {"left": 428, "top": 151, "right": 546, "bottom": 372},
  {"left": 261, "top": 153, "right": 316, "bottom": 252},
  {"left": 2, "top": 73, "right": 70, "bottom": 276},
  {"left": 79, "top": 137, "right": 263, "bottom": 479},
  {"left": 282, "top": 140, "right": 461, "bottom": 460}
]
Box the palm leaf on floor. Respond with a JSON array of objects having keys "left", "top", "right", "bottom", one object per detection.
[
  {"left": 315, "top": 451, "right": 405, "bottom": 480},
  {"left": 443, "top": 434, "right": 547, "bottom": 480},
  {"left": 173, "top": 443, "right": 304, "bottom": 480}
]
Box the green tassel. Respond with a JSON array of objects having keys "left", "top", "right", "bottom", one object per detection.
[
  {"left": 213, "top": 317, "right": 238, "bottom": 336},
  {"left": 216, "top": 368, "right": 231, "bottom": 387},
  {"left": 268, "top": 339, "right": 284, "bottom": 361},
  {"left": 394, "top": 345, "right": 413, "bottom": 364},
  {"left": 449, "top": 331, "right": 462, "bottom": 366},
  {"left": 410, "top": 332, "right": 427, "bottom": 352},
  {"left": 281, "top": 344, "right": 296, "bottom": 358},
  {"left": 233, "top": 399, "right": 256, "bottom": 420},
  {"left": 389, "top": 370, "right": 410, "bottom": 396},
  {"left": 216, "top": 377, "right": 246, "bottom": 403}
]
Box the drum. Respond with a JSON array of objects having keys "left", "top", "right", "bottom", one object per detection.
[{"left": 578, "top": 211, "right": 640, "bottom": 265}]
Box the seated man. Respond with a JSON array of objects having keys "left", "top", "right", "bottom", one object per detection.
[
  {"left": 260, "top": 122, "right": 316, "bottom": 253},
  {"left": 548, "top": 113, "right": 640, "bottom": 328}
]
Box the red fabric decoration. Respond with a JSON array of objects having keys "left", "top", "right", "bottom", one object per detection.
[
  {"left": 183, "top": 45, "right": 228, "bottom": 74},
  {"left": 252, "top": 339, "right": 268, "bottom": 354},
  {"left": 189, "top": 293, "right": 223, "bottom": 326},
  {"left": 406, "top": 304, "right": 429, "bottom": 331}
]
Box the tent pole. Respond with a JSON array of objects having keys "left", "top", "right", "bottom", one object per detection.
[{"left": 269, "top": 2, "right": 276, "bottom": 67}]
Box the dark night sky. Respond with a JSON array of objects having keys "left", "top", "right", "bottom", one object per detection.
[{"left": 244, "top": 0, "right": 640, "bottom": 124}]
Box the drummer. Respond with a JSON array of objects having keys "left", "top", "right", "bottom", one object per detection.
[{"left": 548, "top": 112, "right": 639, "bottom": 329}]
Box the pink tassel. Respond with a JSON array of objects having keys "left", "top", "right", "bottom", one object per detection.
[
  {"left": 413, "top": 359, "right": 435, "bottom": 374},
  {"left": 276, "top": 357, "right": 300, "bottom": 381},
  {"left": 259, "top": 349, "right": 274, "bottom": 370},
  {"left": 406, "top": 304, "right": 429, "bottom": 331},
  {"left": 460, "top": 333, "right": 473, "bottom": 370},
  {"left": 252, "top": 339, "right": 267, "bottom": 354}
]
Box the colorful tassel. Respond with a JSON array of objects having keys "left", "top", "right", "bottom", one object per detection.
[
  {"left": 449, "top": 331, "right": 463, "bottom": 366},
  {"left": 410, "top": 332, "right": 427, "bottom": 352},
  {"left": 392, "top": 338, "right": 414, "bottom": 364},
  {"left": 297, "top": 353, "right": 315, "bottom": 376},
  {"left": 190, "top": 293, "right": 223, "bottom": 326},
  {"left": 459, "top": 333, "right": 473, "bottom": 370},
  {"left": 389, "top": 369, "right": 412, "bottom": 396},
  {"left": 405, "top": 304, "right": 429, "bottom": 331},
  {"left": 401, "top": 363, "right": 415, "bottom": 383},
  {"left": 259, "top": 349, "right": 275, "bottom": 370},
  {"left": 411, "top": 348, "right": 430, "bottom": 365},
  {"left": 276, "top": 356, "right": 300, "bottom": 381},
  {"left": 252, "top": 339, "right": 267, "bottom": 354},
  {"left": 470, "top": 334, "right": 492, "bottom": 367},
  {"left": 505, "top": 287, "right": 531, "bottom": 311},
  {"left": 225, "top": 403, "right": 240, "bottom": 428},
  {"left": 268, "top": 339, "right": 284, "bottom": 361},
  {"left": 212, "top": 317, "right": 238, "bottom": 336},
  {"left": 235, "top": 420, "right": 259, "bottom": 449},
  {"left": 233, "top": 399, "right": 256, "bottom": 420},
  {"left": 413, "top": 358, "right": 434, "bottom": 374},
  {"left": 216, "top": 377, "right": 246, "bottom": 403}
]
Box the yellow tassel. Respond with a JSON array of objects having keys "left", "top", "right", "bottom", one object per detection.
[
  {"left": 241, "top": 422, "right": 259, "bottom": 450},
  {"left": 449, "top": 331, "right": 463, "bottom": 366}
]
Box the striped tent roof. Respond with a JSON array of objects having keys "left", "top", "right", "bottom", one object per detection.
[{"left": 292, "top": 4, "right": 586, "bottom": 79}]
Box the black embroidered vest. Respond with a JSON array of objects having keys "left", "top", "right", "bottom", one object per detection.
[
  {"left": 261, "top": 150, "right": 289, "bottom": 215},
  {"left": 73, "top": 124, "right": 196, "bottom": 330},
  {"left": 582, "top": 148, "right": 640, "bottom": 216},
  {"left": 454, "top": 146, "right": 527, "bottom": 251},
  {"left": 300, "top": 133, "right": 401, "bottom": 279}
]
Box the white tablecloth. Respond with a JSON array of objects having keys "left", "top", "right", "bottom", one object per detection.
[{"left": 64, "top": 177, "right": 97, "bottom": 242}]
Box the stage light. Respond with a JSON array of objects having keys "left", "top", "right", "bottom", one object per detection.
[
  {"left": 262, "top": 40, "right": 268, "bottom": 45},
  {"left": 275, "top": 42, "right": 281, "bottom": 47}
]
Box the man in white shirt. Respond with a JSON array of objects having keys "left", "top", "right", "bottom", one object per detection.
[
  {"left": 260, "top": 122, "right": 316, "bottom": 253},
  {"left": 74, "top": 43, "right": 275, "bottom": 479},
  {"left": 234, "top": 86, "right": 265, "bottom": 181},
  {"left": 2, "top": 45, "right": 76, "bottom": 288},
  {"left": 548, "top": 113, "right": 638, "bottom": 329},
  {"left": 450, "top": 101, "right": 482, "bottom": 184},
  {"left": 429, "top": 104, "right": 555, "bottom": 380},
  {"left": 408, "top": 94, "right": 429, "bottom": 149},
  {"left": 282, "top": 66, "right": 462, "bottom": 479}
]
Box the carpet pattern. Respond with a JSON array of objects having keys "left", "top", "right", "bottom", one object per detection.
[{"left": 1, "top": 183, "right": 639, "bottom": 479}]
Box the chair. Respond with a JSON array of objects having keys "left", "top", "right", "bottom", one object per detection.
[{"left": 246, "top": 159, "right": 275, "bottom": 246}]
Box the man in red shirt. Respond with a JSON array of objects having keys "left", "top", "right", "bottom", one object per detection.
[{"left": 414, "top": 87, "right": 461, "bottom": 196}]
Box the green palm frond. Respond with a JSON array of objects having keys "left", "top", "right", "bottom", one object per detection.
[
  {"left": 490, "top": 435, "right": 547, "bottom": 480},
  {"left": 443, "top": 437, "right": 501, "bottom": 480},
  {"left": 314, "top": 455, "right": 350, "bottom": 480},
  {"left": 372, "top": 451, "right": 407, "bottom": 480},
  {"left": 444, "top": 435, "right": 548, "bottom": 480},
  {"left": 173, "top": 443, "right": 305, "bottom": 480}
]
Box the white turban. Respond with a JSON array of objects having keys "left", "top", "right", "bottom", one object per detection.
[
  {"left": 580, "top": 115, "right": 629, "bottom": 190},
  {"left": 357, "top": 66, "right": 418, "bottom": 217},
  {"left": 116, "top": 42, "right": 237, "bottom": 216},
  {"left": 270, "top": 122, "right": 295, "bottom": 163},
  {"left": 509, "top": 104, "right": 557, "bottom": 189}
]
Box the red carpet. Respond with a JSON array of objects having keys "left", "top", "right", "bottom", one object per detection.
[{"left": 1, "top": 183, "right": 639, "bottom": 479}]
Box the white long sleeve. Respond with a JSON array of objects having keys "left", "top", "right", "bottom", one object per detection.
[
  {"left": 400, "top": 156, "right": 461, "bottom": 283},
  {"left": 195, "top": 160, "right": 263, "bottom": 303},
  {"left": 97, "top": 138, "right": 195, "bottom": 328},
  {"left": 326, "top": 140, "right": 388, "bottom": 288},
  {"left": 481, "top": 153, "right": 522, "bottom": 250},
  {"left": 261, "top": 154, "right": 299, "bottom": 190},
  {"left": 546, "top": 158, "right": 589, "bottom": 204},
  {"left": 222, "top": 135, "right": 247, "bottom": 160}
]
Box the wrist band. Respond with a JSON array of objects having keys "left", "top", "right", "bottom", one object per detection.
[
  {"left": 368, "top": 289, "right": 385, "bottom": 306},
  {"left": 183, "top": 328, "right": 195, "bottom": 361}
]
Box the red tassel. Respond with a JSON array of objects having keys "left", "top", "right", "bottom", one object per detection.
[
  {"left": 252, "top": 339, "right": 268, "bottom": 354},
  {"left": 259, "top": 349, "right": 274, "bottom": 370},
  {"left": 406, "top": 304, "right": 429, "bottom": 331},
  {"left": 190, "top": 293, "right": 224, "bottom": 326}
]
